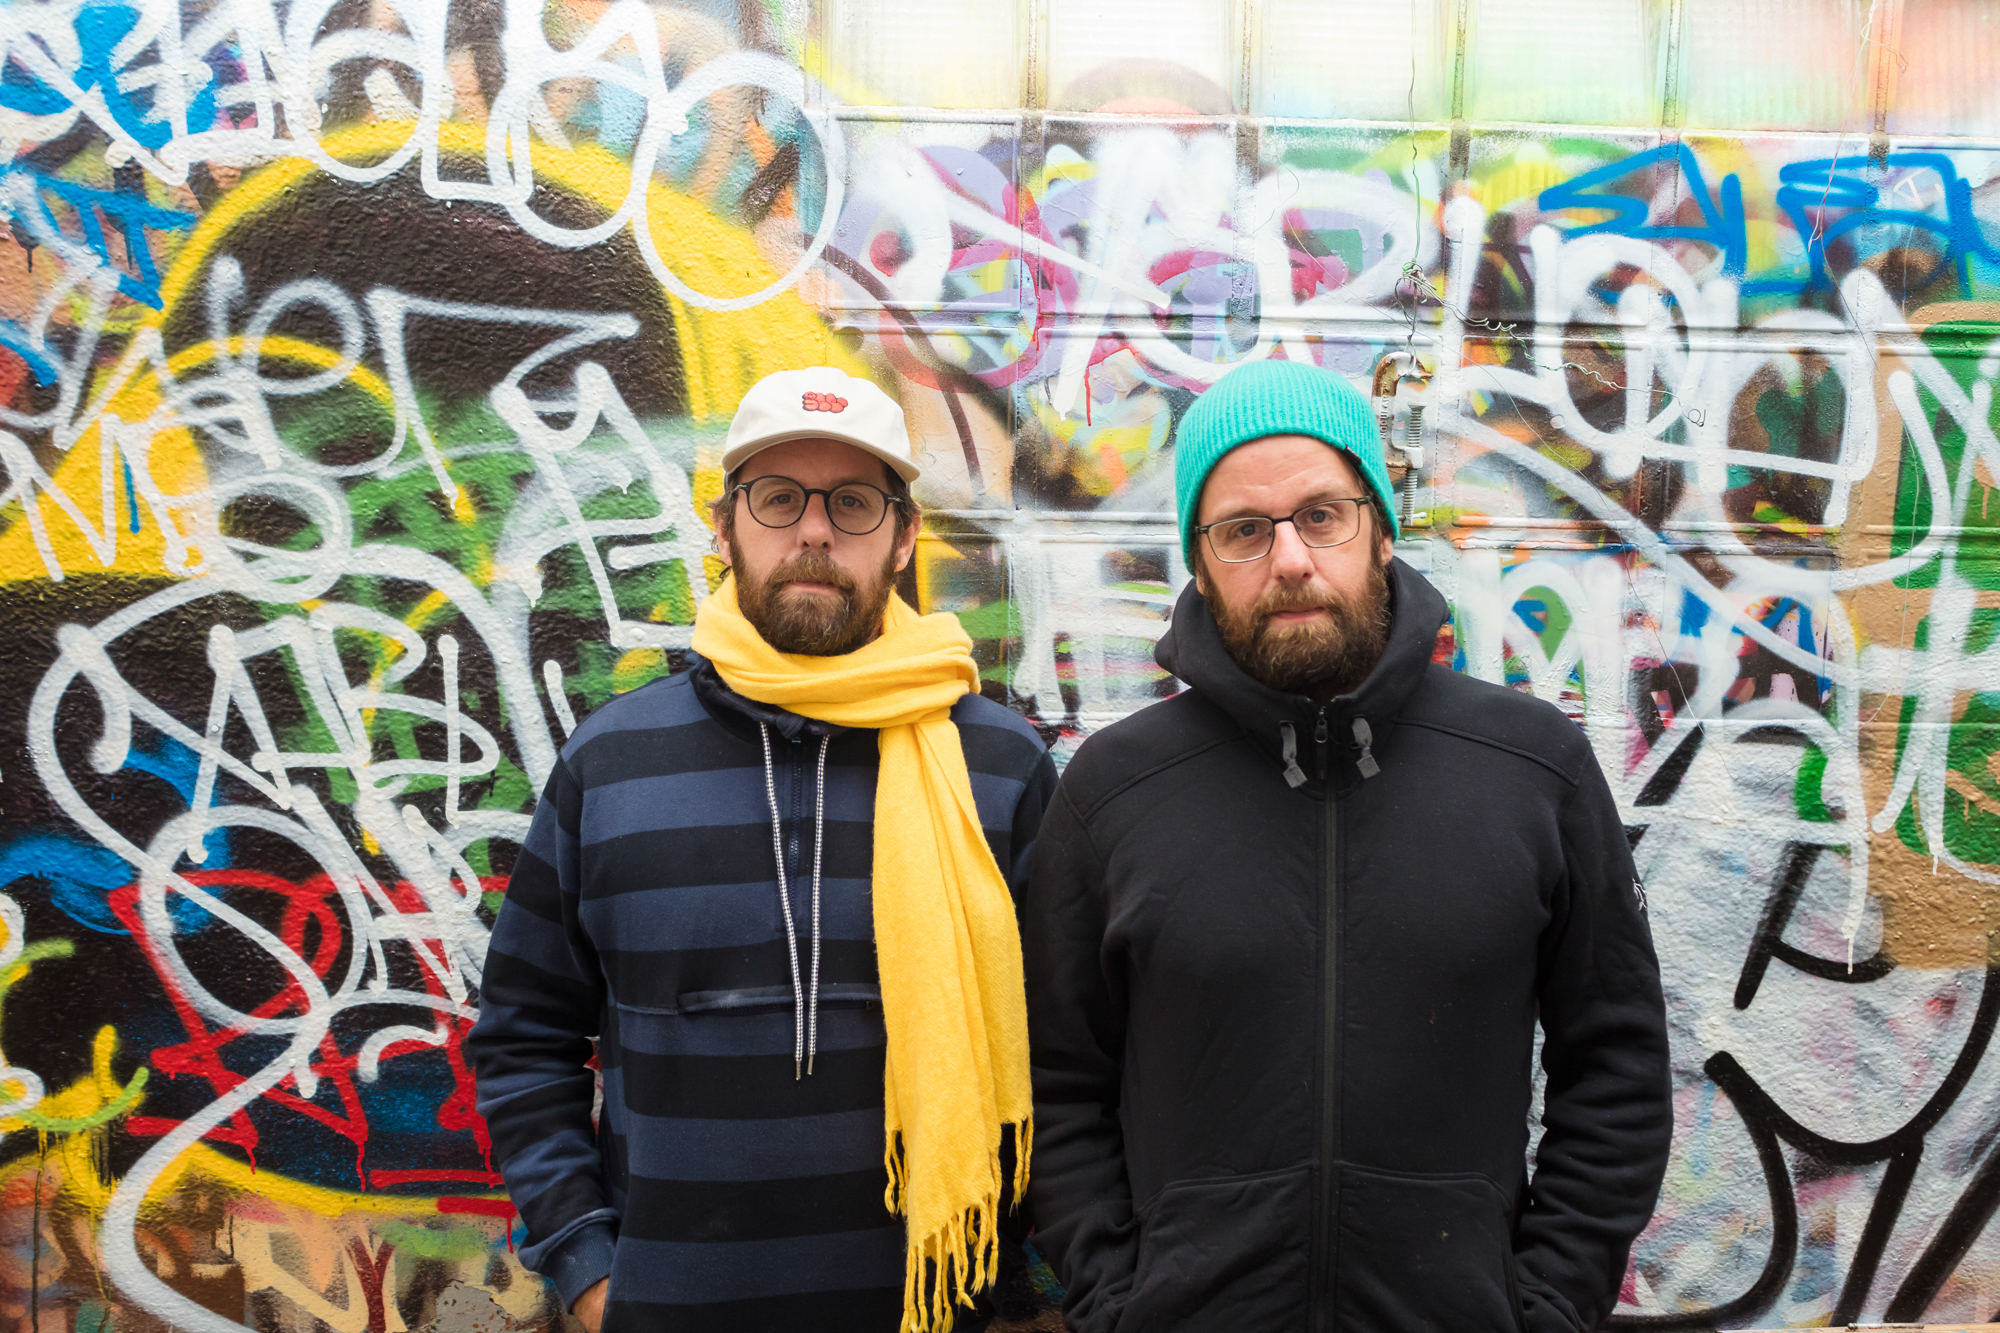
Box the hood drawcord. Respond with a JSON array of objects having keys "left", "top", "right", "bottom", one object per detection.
[
  {"left": 807, "top": 733, "right": 828, "bottom": 1075},
  {"left": 758, "top": 724, "right": 830, "bottom": 1078},
  {"left": 1278, "top": 720, "right": 1308, "bottom": 789},
  {"left": 1352, "top": 717, "right": 1381, "bottom": 779}
]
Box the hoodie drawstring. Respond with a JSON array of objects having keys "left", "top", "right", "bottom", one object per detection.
[
  {"left": 758, "top": 724, "right": 830, "bottom": 1078},
  {"left": 1278, "top": 720, "right": 1308, "bottom": 788},
  {"left": 1279, "top": 716, "right": 1381, "bottom": 784},
  {"left": 1352, "top": 717, "right": 1380, "bottom": 779},
  {"left": 807, "top": 733, "right": 827, "bottom": 1075}
]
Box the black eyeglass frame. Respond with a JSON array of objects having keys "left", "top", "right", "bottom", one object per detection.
[
  {"left": 1193, "top": 496, "right": 1379, "bottom": 563},
  {"left": 728, "top": 475, "right": 908, "bottom": 537}
]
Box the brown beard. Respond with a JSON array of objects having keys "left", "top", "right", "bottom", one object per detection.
[
  {"left": 1206, "top": 555, "right": 1392, "bottom": 696},
  {"left": 730, "top": 540, "right": 899, "bottom": 656}
]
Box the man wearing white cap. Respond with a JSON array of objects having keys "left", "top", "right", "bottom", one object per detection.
[{"left": 471, "top": 368, "right": 1057, "bottom": 1333}]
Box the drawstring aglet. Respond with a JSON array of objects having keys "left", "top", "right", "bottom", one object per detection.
[
  {"left": 1352, "top": 717, "right": 1381, "bottom": 779},
  {"left": 808, "top": 1052, "right": 815, "bottom": 1076},
  {"left": 795, "top": 1058, "right": 802, "bottom": 1081},
  {"left": 1278, "top": 720, "right": 1308, "bottom": 789}
]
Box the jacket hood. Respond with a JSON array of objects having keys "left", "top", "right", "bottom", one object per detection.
[{"left": 1153, "top": 558, "right": 1448, "bottom": 790}]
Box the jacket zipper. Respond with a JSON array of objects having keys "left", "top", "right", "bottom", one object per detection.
[{"left": 1309, "top": 705, "right": 1340, "bottom": 1332}]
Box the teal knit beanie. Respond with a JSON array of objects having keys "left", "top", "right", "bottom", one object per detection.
[{"left": 1174, "top": 358, "right": 1397, "bottom": 564}]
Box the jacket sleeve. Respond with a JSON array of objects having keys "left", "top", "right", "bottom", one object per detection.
[
  {"left": 467, "top": 757, "right": 617, "bottom": 1310},
  {"left": 1007, "top": 749, "right": 1061, "bottom": 904},
  {"left": 1023, "top": 781, "right": 1138, "bottom": 1333},
  {"left": 998, "top": 745, "right": 1060, "bottom": 1240},
  {"left": 1515, "top": 750, "right": 1673, "bottom": 1332}
]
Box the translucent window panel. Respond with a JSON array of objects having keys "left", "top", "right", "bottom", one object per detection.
[
  {"left": 1465, "top": 0, "right": 1654, "bottom": 126},
  {"left": 1887, "top": 0, "right": 2000, "bottom": 138},
  {"left": 820, "top": 115, "right": 1024, "bottom": 319},
  {"left": 1033, "top": 117, "right": 1244, "bottom": 331},
  {"left": 1256, "top": 0, "right": 1450, "bottom": 121},
  {"left": 1047, "top": 0, "right": 1236, "bottom": 114},
  {"left": 817, "top": 0, "right": 1023, "bottom": 109},
  {"left": 1681, "top": 0, "right": 1865, "bottom": 131}
]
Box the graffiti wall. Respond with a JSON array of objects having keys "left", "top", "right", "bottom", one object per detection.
[{"left": 0, "top": 0, "right": 1998, "bottom": 1328}]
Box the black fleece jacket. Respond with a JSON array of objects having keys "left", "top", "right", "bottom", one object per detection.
[{"left": 1023, "top": 559, "right": 1671, "bottom": 1333}]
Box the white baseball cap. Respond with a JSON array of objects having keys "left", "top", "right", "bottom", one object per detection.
[{"left": 721, "top": 367, "right": 920, "bottom": 482}]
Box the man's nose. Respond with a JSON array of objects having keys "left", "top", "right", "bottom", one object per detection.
[
  {"left": 794, "top": 492, "right": 838, "bottom": 544},
  {"left": 1268, "top": 519, "right": 1317, "bottom": 578}
]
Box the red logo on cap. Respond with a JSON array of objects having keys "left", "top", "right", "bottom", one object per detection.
[{"left": 802, "top": 391, "right": 848, "bottom": 413}]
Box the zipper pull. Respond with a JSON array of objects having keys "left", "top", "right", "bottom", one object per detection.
[
  {"left": 1313, "top": 708, "right": 1329, "bottom": 781},
  {"left": 1352, "top": 717, "right": 1380, "bottom": 779}
]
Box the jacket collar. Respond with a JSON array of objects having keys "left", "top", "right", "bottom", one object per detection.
[
  {"left": 1153, "top": 558, "right": 1447, "bottom": 792},
  {"left": 688, "top": 656, "right": 847, "bottom": 742}
]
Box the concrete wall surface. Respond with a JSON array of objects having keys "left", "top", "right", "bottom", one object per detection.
[{"left": 1, "top": 0, "right": 1999, "bottom": 1328}]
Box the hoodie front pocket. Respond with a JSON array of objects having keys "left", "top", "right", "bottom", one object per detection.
[
  {"left": 1115, "top": 1165, "right": 1311, "bottom": 1333},
  {"left": 1335, "top": 1164, "right": 1523, "bottom": 1333}
]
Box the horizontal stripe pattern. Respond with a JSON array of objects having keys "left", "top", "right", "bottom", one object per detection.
[
  {"left": 578, "top": 878, "right": 876, "bottom": 953},
  {"left": 599, "top": 936, "right": 880, "bottom": 1014},
  {"left": 611, "top": 1106, "right": 888, "bottom": 1182},
  {"left": 610, "top": 1230, "right": 906, "bottom": 1304},
  {"left": 580, "top": 766, "right": 881, "bottom": 844},
  {"left": 613, "top": 1042, "right": 886, "bottom": 1120},
  {"left": 469, "top": 661, "right": 1056, "bottom": 1331},
  {"left": 619, "top": 1169, "right": 895, "bottom": 1244},
  {"left": 608, "top": 1002, "right": 882, "bottom": 1057}
]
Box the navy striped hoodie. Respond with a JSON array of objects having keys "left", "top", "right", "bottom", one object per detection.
[{"left": 468, "top": 658, "right": 1058, "bottom": 1333}]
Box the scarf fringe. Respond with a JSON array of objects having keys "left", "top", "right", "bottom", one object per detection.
[
  {"left": 887, "top": 1120, "right": 1033, "bottom": 1333},
  {"left": 1012, "top": 1116, "right": 1032, "bottom": 1202}
]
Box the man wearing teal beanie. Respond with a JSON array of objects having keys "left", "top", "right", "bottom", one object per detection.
[
  {"left": 1024, "top": 357, "right": 1671, "bottom": 1332},
  {"left": 1173, "top": 356, "right": 1401, "bottom": 559}
]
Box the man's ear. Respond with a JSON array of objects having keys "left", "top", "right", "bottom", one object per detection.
[
  {"left": 1372, "top": 502, "right": 1395, "bottom": 567},
  {"left": 710, "top": 509, "right": 735, "bottom": 567},
  {"left": 892, "top": 505, "right": 922, "bottom": 572}
]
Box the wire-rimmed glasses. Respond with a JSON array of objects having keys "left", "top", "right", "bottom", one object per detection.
[{"left": 1193, "top": 497, "right": 1374, "bottom": 563}]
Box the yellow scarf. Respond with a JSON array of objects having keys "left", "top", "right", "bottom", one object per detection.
[{"left": 691, "top": 578, "right": 1032, "bottom": 1332}]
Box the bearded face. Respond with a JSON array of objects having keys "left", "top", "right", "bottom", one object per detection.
[
  {"left": 1204, "top": 549, "right": 1392, "bottom": 697},
  {"left": 728, "top": 537, "right": 901, "bottom": 657},
  {"left": 715, "top": 438, "right": 917, "bottom": 657}
]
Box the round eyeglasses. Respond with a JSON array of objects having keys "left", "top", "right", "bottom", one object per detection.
[
  {"left": 731, "top": 474, "right": 905, "bottom": 537},
  {"left": 1194, "top": 497, "right": 1374, "bottom": 563}
]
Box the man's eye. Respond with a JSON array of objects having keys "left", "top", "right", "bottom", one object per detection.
[
  {"left": 1228, "top": 521, "right": 1263, "bottom": 540},
  {"left": 835, "top": 492, "right": 866, "bottom": 509},
  {"left": 1302, "top": 508, "right": 1334, "bottom": 525},
  {"left": 764, "top": 489, "right": 799, "bottom": 506}
]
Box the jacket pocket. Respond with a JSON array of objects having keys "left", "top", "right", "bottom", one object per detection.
[
  {"left": 1335, "top": 1164, "right": 1524, "bottom": 1333},
  {"left": 1114, "top": 1165, "right": 1311, "bottom": 1333},
  {"left": 675, "top": 982, "right": 880, "bottom": 1015}
]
